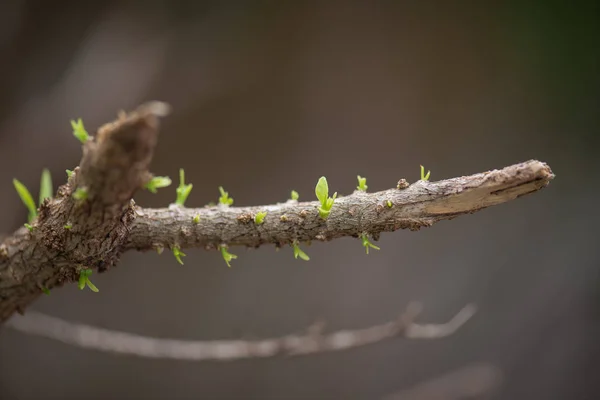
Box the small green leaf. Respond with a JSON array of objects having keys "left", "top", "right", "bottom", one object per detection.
[
  {"left": 315, "top": 177, "right": 337, "bottom": 219},
  {"left": 71, "top": 118, "right": 90, "bottom": 144},
  {"left": 145, "top": 176, "right": 172, "bottom": 193},
  {"left": 78, "top": 273, "right": 86, "bottom": 290},
  {"left": 386, "top": 200, "right": 393, "bottom": 208},
  {"left": 172, "top": 245, "right": 186, "bottom": 265},
  {"left": 66, "top": 169, "right": 73, "bottom": 179},
  {"left": 357, "top": 175, "right": 368, "bottom": 192},
  {"left": 420, "top": 165, "right": 431, "bottom": 181},
  {"left": 193, "top": 214, "right": 200, "bottom": 224},
  {"left": 218, "top": 186, "right": 234, "bottom": 206},
  {"left": 24, "top": 223, "right": 34, "bottom": 232},
  {"left": 85, "top": 279, "right": 99, "bottom": 293},
  {"left": 220, "top": 245, "right": 237, "bottom": 267},
  {"left": 254, "top": 211, "right": 267, "bottom": 225},
  {"left": 315, "top": 176, "right": 329, "bottom": 205},
  {"left": 41, "top": 287, "right": 50, "bottom": 295},
  {"left": 361, "top": 233, "right": 381, "bottom": 254},
  {"left": 13, "top": 179, "right": 37, "bottom": 223},
  {"left": 73, "top": 187, "right": 88, "bottom": 201},
  {"left": 39, "top": 169, "right": 53, "bottom": 206},
  {"left": 79, "top": 269, "right": 99, "bottom": 292},
  {"left": 175, "top": 169, "right": 193, "bottom": 206},
  {"left": 290, "top": 190, "right": 299, "bottom": 201},
  {"left": 293, "top": 241, "right": 310, "bottom": 261},
  {"left": 327, "top": 192, "right": 337, "bottom": 208},
  {"left": 64, "top": 224, "right": 72, "bottom": 230}
]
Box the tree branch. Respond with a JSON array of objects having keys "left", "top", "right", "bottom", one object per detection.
[
  {"left": 127, "top": 160, "right": 554, "bottom": 252},
  {"left": 6, "top": 304, "right": 475, "bottom": 361},
  {"left": 0, "top": 102, "right": 555, "bottom": 323}
]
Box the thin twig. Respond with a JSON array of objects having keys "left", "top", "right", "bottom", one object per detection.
[{"left": 5, "top": 304, "right": 475, "bottom": 361}]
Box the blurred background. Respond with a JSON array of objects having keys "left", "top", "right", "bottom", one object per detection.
[{"left": 0, "top": 1, "right": 598, "bottom": 399}]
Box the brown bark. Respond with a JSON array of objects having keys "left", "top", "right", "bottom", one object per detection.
[
  {"left": 127, "top": 160, "right": 553, "bottom": 252},
  {"left": 0, "top": 102, "right": 169, "bottom": 321}
]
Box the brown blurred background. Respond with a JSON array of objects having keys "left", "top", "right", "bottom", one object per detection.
[{"left": 0, "top": 1, "right": 598, "bottom": 399}]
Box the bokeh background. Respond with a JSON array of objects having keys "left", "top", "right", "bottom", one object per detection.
[{"left": 0, "top": 1, "right": 598, "bottom": 399}]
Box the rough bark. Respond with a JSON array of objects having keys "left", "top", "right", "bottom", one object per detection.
[
  {"left": 127, "top": 160, "right": 553, "bottom": 252},
  {"left": 0, "top": 102, "right": 169, "bottom": 322},
  {"left": 0, "top": 102, "right": 555, "bottom": 323}
]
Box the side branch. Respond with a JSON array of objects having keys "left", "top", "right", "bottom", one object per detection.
[{"left": 126, "top": 160, "right": 554, "bottom": 251}]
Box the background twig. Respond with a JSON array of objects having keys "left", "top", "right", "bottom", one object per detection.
[{"left": 6, "top": 304, "right": 476, "bottom": 361}]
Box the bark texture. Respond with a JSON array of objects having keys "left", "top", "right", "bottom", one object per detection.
[
  {"left": 127, "top": 160, "right": 553, "bottom": 252},
  {"left": 0, "top": 102, "right": 169, "bottom": 322},
  {"left": 0, "top": 103, "right": 554, "bottom": 323}
]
